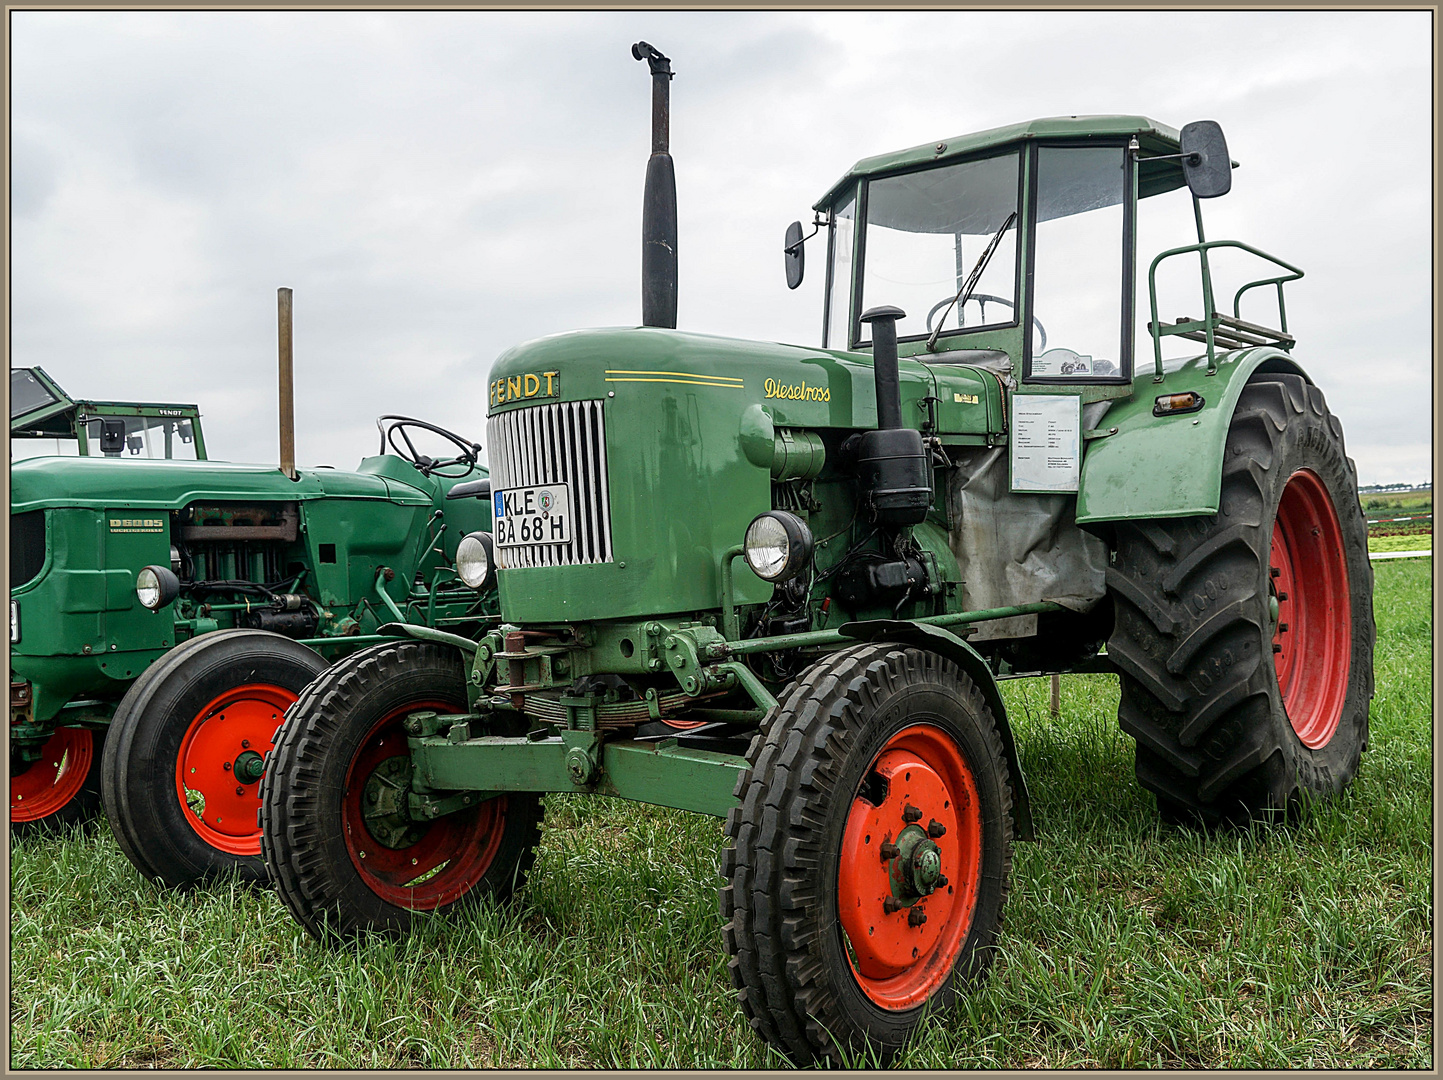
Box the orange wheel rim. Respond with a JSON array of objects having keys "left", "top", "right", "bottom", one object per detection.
[
  {"left": 174, "top": 683, "right": 296, "bottom": 856},
  {"left": 12, "top": 726, "right": 94, "bottom": 822},
  {"left": 1270, "top": 469, "right": 1351, "bottom": 749},
  {"left": 838, "top": 723, "right": 982, "bottom": 1010},
  {"left": 341, "top": 700, "right": 507, "bottom": 910}
]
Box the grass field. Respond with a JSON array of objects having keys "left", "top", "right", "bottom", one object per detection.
[{"left": 10, "top": 560, "right": 1431, "bottom": 1069}]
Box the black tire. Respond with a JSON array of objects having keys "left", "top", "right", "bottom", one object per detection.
[
  {"left": 261, "top": 640, "right": 542, "bottom": 941},
  {"left": 101, "top": 629, "right": 330, "bottom": 887},
  {"left": 11, "top": 726, "right": 107, "bottom": 836},
  {"left": 1106, "top": 372, "right": 1375, "bottom": 824},
  {"left": 721, "top": 643, "right": 1014, "bottom": 1066}
]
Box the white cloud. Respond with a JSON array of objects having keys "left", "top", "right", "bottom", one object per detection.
[{"left": 10, "top": 9, "right": 1432, "bottom": 484}]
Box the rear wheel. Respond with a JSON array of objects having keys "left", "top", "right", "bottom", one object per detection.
[
  {"left": 11, "top": 726, "right": 106, "bottom": 835},
  {"left": 101, "top": 630, "right": 329, "bottom": 887},
  {"left": 1105, "top": 372, "right": 1375, "bottom": 823},
  {"left": 262, "top": 640, "right": 542, "bottom": 940},
  {"left": 721, "top": 644, "right": 1013, "bottom": 1066}
]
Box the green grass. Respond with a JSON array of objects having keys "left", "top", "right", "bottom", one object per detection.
[
  {"left": 1369, "top": 533, "right": 1432, "bottom": 554},
  {"left": 11, "top": 561, "right": 1431, "bottom": 1068}
]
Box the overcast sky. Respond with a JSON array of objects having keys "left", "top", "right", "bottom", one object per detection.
[{"left": 10, "top": 10, "right": 1433, "bottom": 484}]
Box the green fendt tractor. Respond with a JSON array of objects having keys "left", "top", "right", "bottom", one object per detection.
[
  {"left": 263, "top": 46, "right": 1374, "bottom": 1066},
  {"left": 10, "top": 293, "right": 501, "bottom": 892}
]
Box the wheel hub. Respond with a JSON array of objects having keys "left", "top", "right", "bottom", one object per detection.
[
  {"left": 361, "top": 755, "right": 429, "bottom": 849},
  {"left": 232, "top": 750, "right": 266, "bottom": 784},
  {"left": 889, "top": 823, "right": 944, "bottom": 899}
]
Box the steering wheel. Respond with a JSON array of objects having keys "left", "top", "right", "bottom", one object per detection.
[
  {"left": 925, "top": 293, "right": 1047, "bottom": 353},
  {"left": 377, "top": 416, "right": 482, "bottom": 479}
]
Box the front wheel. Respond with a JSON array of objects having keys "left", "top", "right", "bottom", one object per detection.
[
  {"left": 262, "top": 640, "right": 542, "bottom": 941},
  {"left": 101, "top": 629, "right": 330, "bottom": 887},
  {"left": 1106, "top": 372, "right": 1375, "bottom": 823},
  {"left": 720, "top": 644, "right": 1014, "bottom": 1066},
  {"left": 11, "top": 726, "right": 106, "bottom": 835}
]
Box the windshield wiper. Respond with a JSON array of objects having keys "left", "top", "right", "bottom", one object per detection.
[{"left": 925, "top": 210, "right": 1017, "bottom": 353}]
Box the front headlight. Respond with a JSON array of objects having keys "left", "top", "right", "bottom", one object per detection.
[
  {"left": 455, "top": 532, "right": 496, "bottom": 590},
  {"left": 136, "top": 565, "right": 180, "bottom": 611},
  {"left": 743, "top": 511, "right": 814, "bottom": 583}
]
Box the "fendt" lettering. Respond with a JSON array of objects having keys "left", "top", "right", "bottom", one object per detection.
[{"left": 491, "top": 371, "right": 561, "bottom": 408}]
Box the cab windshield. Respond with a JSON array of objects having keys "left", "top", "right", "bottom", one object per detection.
[{"left": 853, "top": 150, "right": 1022, "bottom": 347}]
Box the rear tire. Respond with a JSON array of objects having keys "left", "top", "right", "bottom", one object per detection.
[
  {"left": 101, "top": 629, "right": 329, "bottom": 887},
  {"left": 720, "top": 644, "right": 1013, "bottom": 1066},
  {"left": 262, "top": 640, "right": 542, "bottom": 941},
  {"left": 11, "top": 726, "right": 106, "bottom": 835},
  {"left": 1106, "top": 372, "right": 1375, "bottom": 824}
]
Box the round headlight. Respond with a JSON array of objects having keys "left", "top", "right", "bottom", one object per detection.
[
  {"left": 743, "top": 511, "right": 814, "bottom": 583},
  {"left": 136, "top": 565, "right": 180, "bottom": 611},
  {"left": 456, "top": 532, "right": 496, "bottom": 590}
]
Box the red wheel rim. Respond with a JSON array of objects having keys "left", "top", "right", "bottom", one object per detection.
[
  {"left": 342, "top": 701, "right": 507, "bottom": 910},
  {"left": 1270, "top": 469, "right": 1351, "bottom": 750},
  {"left": 837, "top": 724, "right": 982, "bottom": 1011},
  {"left": 174, "top": 683, "right": 295, "bottom": 856},
  {"left": 12, "top": 726, "right": 94, "bottom": 823}
]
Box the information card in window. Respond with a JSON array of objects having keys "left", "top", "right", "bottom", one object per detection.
[{"left": 1010, "top": 394, "right": 1081, "bottom": 493}]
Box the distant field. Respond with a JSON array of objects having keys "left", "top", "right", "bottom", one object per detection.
[
  {"left": 9, "top": 560, "right": 1431, "bottom": 1069},
  {"left": 1362, "top": 490, "right": 1431, "bottom": 550}
]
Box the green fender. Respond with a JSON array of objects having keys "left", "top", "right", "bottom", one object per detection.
[
  {"left": 837, "top": 619, "right": 1035, "bottom": 841},
  {"left": 1075, "top": 347, "right": 1310, "bottom": 525}
]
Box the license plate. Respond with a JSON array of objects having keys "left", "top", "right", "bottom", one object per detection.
[{"left": 492, "top": 484, "right": 572, "bottom": 547}]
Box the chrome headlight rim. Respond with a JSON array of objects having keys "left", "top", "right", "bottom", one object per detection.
[
  {"left": 743, "top": 510, "right": 814, "bottom": 583},
  {"left": 136, "top": 564, "right": 181, "bottom": 611},
  {"left": 455, "top": 531, "right": 496, "bottom": 590}
]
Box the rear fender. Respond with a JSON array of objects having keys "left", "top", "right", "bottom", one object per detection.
[
  {"left": 837, "top": 619, "right": 1035, "bottom": 841},
  {"left": 1076, "top": 348, "right": 1309, "bottom": 526}
]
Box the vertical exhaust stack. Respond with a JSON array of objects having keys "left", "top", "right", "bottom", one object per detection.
[
  {"left": 632, "top": 41, "right": 677, "bottom": 329},
  {"left": 277, "top": 287, "right": 297, "bottom": 481}
]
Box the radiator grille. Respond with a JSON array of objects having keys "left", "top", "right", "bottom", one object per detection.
[{"left": 486, "top": 400, "right": 613, "bottom": 568}]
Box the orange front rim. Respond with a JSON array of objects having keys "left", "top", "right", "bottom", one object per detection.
[
  {"left": 1270, "top": 469, "right": 1351, "bottom": 750},
  {"left": 341, "top": 701, "right": 507, "bottom": 910},
  {"left": 174, "top": 683, "right": 296, "bottom": 856},
  {"left": 837, "top": 724, "right": 983, "bottom": 1010},
  {"left": 12, "top": 726, "right": 94, "bottom": 823}
]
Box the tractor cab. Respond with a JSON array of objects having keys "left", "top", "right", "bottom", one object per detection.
[
  {"left": 805, "top": 116, "right": 1298, "bottom": 387},
  {"left": 10, "top": 366, "right": 207, "bottom": 460}
]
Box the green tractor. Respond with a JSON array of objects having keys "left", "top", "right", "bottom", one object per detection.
[
  {"left": 9, "top": 293, "right": 501, "bottom": 892},
  {"left": 262, "top": 46, "right": 1373, "bottom": 1065},
  {"left": 12, "top": 365, "right": 208, "bottom": 461}
]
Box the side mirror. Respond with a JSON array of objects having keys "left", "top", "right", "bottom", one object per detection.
[
  {"left": 1180, "top": 120, "right": 1231, "bottom": 199},
  {"left": 784, "top": 221, "right": 805, "bottom": 290},
  {"left": 99, "top": 419, "right": 126, "bottom": 456}
]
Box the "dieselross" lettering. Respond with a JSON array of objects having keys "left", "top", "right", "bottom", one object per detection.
[
  {"left": 491, "top": 371, "right": 561, "bottom": 408},
  {"left": 764, "top": 377, "right": 830, "bottom": 402}
]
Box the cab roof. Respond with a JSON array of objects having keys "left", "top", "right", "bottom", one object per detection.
[{"left": 814, "top": 114, "right": 1185, "bottom": 211}]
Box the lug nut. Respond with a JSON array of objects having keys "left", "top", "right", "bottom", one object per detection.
[
  {"left": 908, "top": 907, "right": 927, "bottom": 927},
  {"left": 879, "top": 842, "right": 900, "bottom": 861},
  {"left": 241, "top": 740, "right": 250, "bottom": 749},
  {"left": 937, "top": 874, "right": 948, "bottom": 888},
  {"left": 223, "top": 762, "right": 232, "bottom": 772},
  {"left": 235, "top": 786, "right": 244, "bottom": 796},
  {"left": 902, "top": 804, "right": 922, "bottom": 823},
  {"left": 927, "top": 819, "right": 946, "bottom": 838},
  {"left": 882, "top": 896, "right": 903, "bottom": 914}
]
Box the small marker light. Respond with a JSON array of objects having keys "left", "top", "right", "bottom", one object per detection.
[
  {"left": 136, "top": 565, "right": 181, "bottom": 611},
  {"left": 1153, "top": 391, "right": 1205, "bottom": 417}
]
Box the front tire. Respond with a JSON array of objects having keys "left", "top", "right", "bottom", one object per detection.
[
  {"left": 11, "top": 726, "right": 106, "bottom": 835},
  {"left": 262, "top": 640, "right": 542, "bottom": 941},
  {"left": 1106, "top": 372, "right": 1375, "bottom": 823},
  {"left": 101, "top": 629, "right": 329, "bottom": 887},
  {"left": 721, "top": 644, "right": 1014, "bottom": 1066}
]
